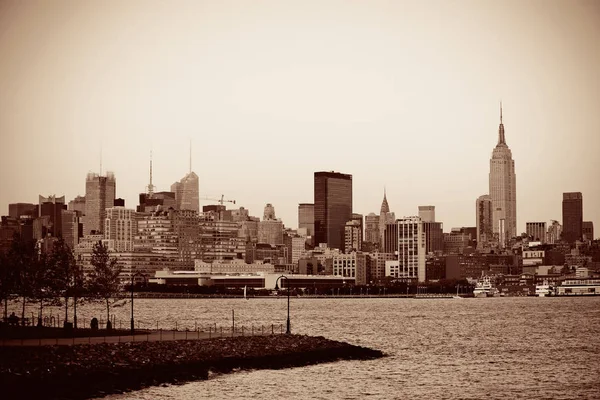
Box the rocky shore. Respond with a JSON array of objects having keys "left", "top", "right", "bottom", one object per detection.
[{"left": 0, "top": 335, "right": 384, "bottom": 399}]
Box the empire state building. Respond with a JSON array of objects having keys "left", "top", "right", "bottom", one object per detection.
[{"left": 489, "top": 104, "right": 517, "bottom": 244}]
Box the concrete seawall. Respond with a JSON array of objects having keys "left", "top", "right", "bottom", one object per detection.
[{"left": 0, "top": 335, "right": 385, "bottom": 399}]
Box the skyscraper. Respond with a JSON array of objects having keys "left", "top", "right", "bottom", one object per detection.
[
  {"left": 489, "top": 104, "right": 517, "bottom": 240},
  {"left": 364, "top": 213, "right": 380, "bottom": 247},
  {"left": 546, "top": 220, "right": 562, "bottom": 244},
  {"left": 263, "top": 203, "right": 276, "bottom": 220},
  {"left": 583, "top": 221, "right": 594, "bottom": 241},
  {"left": 379, "top": 189, "right": 395, "bottom": 250},
  {"left": 562, "top": 192, "right": 583, "bottom": 243},
  {"left": 68, "top": 196, "right": 86, "bottom": 215},
  {"left": 314, "top": 171, "right": 352, "bottom": 250},
  {"left": 61, "top": 209, "right": 81, "bottom": 249},
  {"left": 344, "top": 220, "right": 362, "bottom": 253},
  {"left": 397, "top": 216, "right": 426, "bottom": 283},
  {"left": 83, "top": 172, "right": 116, "bottom": 235},
  {"left": 526, "top": 222, "right": 546, "bottom": 243},
  {"left": 8, "top": 203, "right": 36, "bottom": 219},
  {"left": 422, "top": 221, "right": 443, "bottom": 255},
  {"left": 298, "top": 203, "right": 315, "bottom": 237},
  {"left": 418, "top": 206, "right": 435, "bottom": 223},
  {"left": 171, "top": 172, "right": 199, "bottom": 212},
  {"left": 476, "top": 195, "right": 493, "bottom": 246},
  {"left": 104, "top": 207, "right": 136, "bottom": 252},
  {"left": 258, "top": 203, "right": 283, "bottom": 245},
  {"left": 39, "top": 195, "right": 67, "bottom": 237}
]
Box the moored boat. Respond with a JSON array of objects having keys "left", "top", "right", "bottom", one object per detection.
[
  {"left": 535, "top": 280, "right": 555, "bottom": 297},
  {"left": 473, "top": 276, "right": 500, "bottom": 298}
]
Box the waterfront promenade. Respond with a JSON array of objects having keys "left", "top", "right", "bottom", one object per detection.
[{"left": 1, "top": 324, "right": 284, "bottom": 347}]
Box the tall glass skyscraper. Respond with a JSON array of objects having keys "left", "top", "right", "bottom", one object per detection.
[
  {"left": 314, "top": 171, "right": 352, "bottom": 250},
  {"left": 562, "top": 192, "right": 583, "bottom": 243},
  {"left": 171, "top": 172, "right": 199, "bottom": 212},
  {"left": 489, "top": 104, "right": 517, "bottom": 241}
]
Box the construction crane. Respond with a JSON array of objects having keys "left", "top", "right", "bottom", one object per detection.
[{"left": 200, "top": 194, "right": 236, "bottom": 206}]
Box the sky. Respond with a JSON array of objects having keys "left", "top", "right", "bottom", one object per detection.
[{"left": 1, "top": 0, "right": 599, "bottom": 236}]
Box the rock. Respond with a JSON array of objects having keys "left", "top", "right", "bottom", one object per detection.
[{"left": 0, "top": 335, "right": 384, "bottom": 399}]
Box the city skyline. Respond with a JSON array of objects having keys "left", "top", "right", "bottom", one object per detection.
[{"left": 1, "top": 0, "right": 599, "bottom": 234}]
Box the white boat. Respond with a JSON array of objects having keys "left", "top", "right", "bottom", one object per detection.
[
  {"left": 473, "top": 276, "right": 500, "bottom": 298},
  {"left": 535, "top": 280, "right": 555, "bottom": 297}
]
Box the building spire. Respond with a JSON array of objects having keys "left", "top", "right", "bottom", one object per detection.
[
  {"left": 497, "top": 101, "right": 506, "bottom": 146},
  {"left": 380, "top": 187, "right": 390, "bottom": 214},
  {"left": 147, "top": 150, "right": 155, "bottom": 196}
]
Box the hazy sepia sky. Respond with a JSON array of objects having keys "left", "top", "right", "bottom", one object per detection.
[{"left": 1, "top": 0, "right": 599, "bottom": 235}]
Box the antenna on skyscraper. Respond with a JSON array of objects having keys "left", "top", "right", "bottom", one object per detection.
[
  {"left": 147, "top": 149, "right": 155, "bottom": 196},
  {"left": 500, "top": 101, "right": 503, "bottom": 124}
]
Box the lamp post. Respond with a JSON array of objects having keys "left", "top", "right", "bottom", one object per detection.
[
  {"left": 130, "top": 271, "right": 146, "bottom": 333},
  {"left": 274, "top": 275, "right": 291, "bottom": 334}
]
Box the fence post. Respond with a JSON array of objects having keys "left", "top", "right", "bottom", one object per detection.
[
  {"left": 175, "top": 321, "right": 177, "bottom": 331},
  {"left": 271, "top": 324, "right": 274, "bottom": 335}
]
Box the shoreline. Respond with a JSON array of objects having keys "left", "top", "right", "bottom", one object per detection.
[{"left": 0, "top": 335, "right": 385, "bottom": 400}]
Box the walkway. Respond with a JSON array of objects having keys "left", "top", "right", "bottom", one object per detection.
[{"left": 1, "top": 325, "right": 282, "bottom": 347}]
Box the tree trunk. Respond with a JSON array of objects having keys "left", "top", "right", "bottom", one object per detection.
[
  {"left": 73, "top": 297, "right": 77, "bottom": 329},
  {"left": 106, "top": 298, "right": 110, "bottom": 329},
  {"left": 21, "top": 296, "right": 25, "bottom": 326},
  {"left": 64, "top": 296, "right": 68, "bottom": 323}
]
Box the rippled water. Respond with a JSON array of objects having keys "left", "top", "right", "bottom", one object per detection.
[{"left": 10, "top": 297, "right": 600, "bottom": 399}]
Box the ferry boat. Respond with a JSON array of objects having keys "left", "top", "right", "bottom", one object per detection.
[
  {"left": 535, "top": 280, "right": 555, "bottom": 297},
  {"left": 556, "top": 278, "right": 600, "bottom": 296},
  {"left": 473, "top": 276, "right": 500, "bottom": 298}
]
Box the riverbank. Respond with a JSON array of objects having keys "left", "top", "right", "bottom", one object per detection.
[{"left": 0, "top": 335, "right": 385, "bottom": 399}]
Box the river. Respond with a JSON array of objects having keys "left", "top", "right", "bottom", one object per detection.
[{"left": 8, "top": 296, "right": 600, "bottom": 399}]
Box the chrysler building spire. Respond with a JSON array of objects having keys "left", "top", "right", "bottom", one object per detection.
[{"left": 380, "top": 187, "right": 390, "bottom": 214}]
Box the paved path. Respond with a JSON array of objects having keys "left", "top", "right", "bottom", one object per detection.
[{"left": 1, "top": 326, "right": 282, "bottom": 347}]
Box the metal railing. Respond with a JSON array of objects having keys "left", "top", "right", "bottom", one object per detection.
[{"left": 0, "top": 319, "right": 285, "bottom": 347}]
